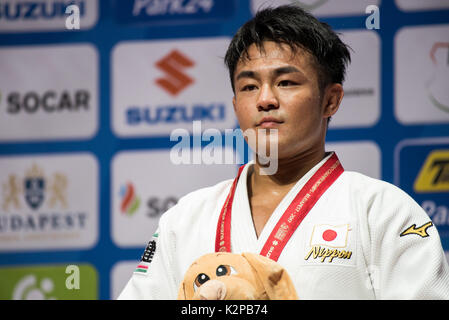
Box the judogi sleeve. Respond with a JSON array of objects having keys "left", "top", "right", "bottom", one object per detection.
[
  {"left": 367, "top": 183, "right": 449, "bottom": 299},
  {"left": 118, "top": 208, "right": 178, "bottom": 300}
]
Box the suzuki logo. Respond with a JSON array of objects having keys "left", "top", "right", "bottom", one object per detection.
[{"left": 155, "top": 49, "right": 194, "bottom": 96}]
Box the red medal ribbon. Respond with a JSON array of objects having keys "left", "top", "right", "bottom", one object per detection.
[
  {"left": 215, "top": 164, "right": 246, "bottom": 253},
  {"left": 215, "top": 153, "right": 344, "bottom": 261}
]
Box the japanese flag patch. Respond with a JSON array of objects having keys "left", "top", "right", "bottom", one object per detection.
[
  {"left": 309, "top": 224, "right": 350, "bottom": 248},
  {"left": 302, "top": 223, "right": 356, "bottom": 266}
]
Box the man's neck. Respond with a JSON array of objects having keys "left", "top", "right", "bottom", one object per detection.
[
  {"left": 246, "top": 147, "right": 328, "bottom": 238},
  {"left": 250, "top": 148, "right": 327, "bottom": 192}
]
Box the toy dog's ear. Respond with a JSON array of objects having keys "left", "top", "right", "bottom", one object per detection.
[
  {"left": 242, "top": 252, "right": 298, "bottom": 300},
  {"left": 177, "top": 280, "right": 187, "bottom": 300}
]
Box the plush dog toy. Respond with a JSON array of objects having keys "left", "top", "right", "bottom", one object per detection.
[{"left": 177, "top": 252, "right": 298, "bottom": 300}]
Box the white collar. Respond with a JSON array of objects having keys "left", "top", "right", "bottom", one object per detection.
[{"left": 230, "top": 152, "right": 335, "bottom": 252}]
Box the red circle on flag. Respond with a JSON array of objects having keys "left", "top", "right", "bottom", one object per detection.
[{"left": 322, "top": 229, "right": 337, "bottom": 242}]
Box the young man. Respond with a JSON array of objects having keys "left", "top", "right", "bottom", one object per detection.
[{"left": 119, "top": 5, "right": 449, "bottom": 299}]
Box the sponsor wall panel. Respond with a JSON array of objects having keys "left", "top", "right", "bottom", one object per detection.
[
  {"left": 251, "top": 0, "right": 381, "bottom": 17},
  {"left": 0, "top": 44, "right": 99, "bottom": 141},
  {"left": 395, "top": 24, "right": 449, "bottom": 125},
  {"left": 115, "top": 0, "right": 236, "bottom": 25},
  {"left": 395, "top": 0, "right": 449, "bottom": 12},
  {"left": 395, "top": 138, "right": 449, "bottom": 239},
  {"left": 0, "top": 263, "right": 98, "bottom": 300},
  {"left": 111, "top": 149, "right": 238, "bottom": 247},
  {"left": 110, "top": 261, "right": 136, "bottom": 300},
  {"left": 0, "top": 153, "right": 99, "bottom": 251},
  {"left": 326, "top": 141, "right": 381, "bottom": 179},
  {"left": 0, "top": 0, "right": 448, "bottom": 299},
  {"left": 0, "top": 0, "right": 99, "bottom": 33},
  {"left": 112, "top": 37, "right": 235, "bottom": 137},
  {"left": 329, "top": 30, "right": 380, "bottom": 128}
]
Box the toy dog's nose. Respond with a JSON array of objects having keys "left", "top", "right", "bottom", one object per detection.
[{"left": 199, "top": 279, "right": 227, "bottom": 300}]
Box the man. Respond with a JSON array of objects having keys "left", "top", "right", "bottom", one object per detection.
[{"left": 119, "top": 5, "right": 449, "bottom": 299}]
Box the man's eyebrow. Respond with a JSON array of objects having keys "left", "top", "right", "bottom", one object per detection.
[
  {"left": 235, "top": 66, "right": 304, "bottom": 81},
  {"left": 235, "top": 70, "right": 258, "bottom": 81},
  {"left": 273, "top": 66, "right": 303, "bottom": 77}
]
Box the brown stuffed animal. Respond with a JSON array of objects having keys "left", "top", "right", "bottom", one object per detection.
[{"left": 177, "top": 252, "right": 298, "bottom": 300}]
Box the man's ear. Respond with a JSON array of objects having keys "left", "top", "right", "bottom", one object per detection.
[
  {"left": 232, "top": 96, "right": 236, "bottom": 112},
  {"left": 322, "top": 83, "right": 344, "bottom": 119}
]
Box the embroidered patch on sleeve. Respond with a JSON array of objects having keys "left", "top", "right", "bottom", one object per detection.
[
  {"left": 400, "top": 221, "right": 433, "bottom": 238},
  {"left": 134, "top": 232, "right": 158, "bottom": 275}
]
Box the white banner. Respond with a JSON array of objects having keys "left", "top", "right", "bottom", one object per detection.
[
  {"left": 0, "top": 44, "right": 98, "bottom": 141},
  {"left": 0, "top": 153, "right": 98, "bottom": 251}
]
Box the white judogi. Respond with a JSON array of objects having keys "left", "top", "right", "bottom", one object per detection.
[{"left": 118, "top": 153, "right": 449, "bottom": 300}]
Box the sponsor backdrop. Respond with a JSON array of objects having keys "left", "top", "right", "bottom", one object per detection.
[{"left": 0, "top": 0, "right": 448, "bottom": 300}]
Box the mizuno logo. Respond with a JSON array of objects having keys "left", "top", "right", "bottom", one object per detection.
[
  {"left": 155, "top": 50, "right": 194, "bottom": 96},
  {"left": 400, "top": 221, "right": 433, "bottom": 238}
]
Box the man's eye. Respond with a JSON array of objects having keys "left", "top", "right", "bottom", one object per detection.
[
  {"left": 242, "top": 85, "right": 257, "bottom": 91},
  {"left": 278, "top": 80, "right": 296, "bottom": 87}
]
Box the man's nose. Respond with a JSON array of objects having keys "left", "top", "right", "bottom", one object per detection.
[{"left": 257, "top": 84, "right": 279, "bottom": 111}]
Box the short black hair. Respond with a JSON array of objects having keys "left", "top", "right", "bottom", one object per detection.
[{"left": 224, "top": 4, "right": 351, "bottom": 93}]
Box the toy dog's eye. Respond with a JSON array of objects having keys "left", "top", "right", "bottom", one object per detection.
[
  {"left": 194, "top": 273, "right": 210, "bottom": 287},
  {"left": 216, "top": 265, "right": 231, "bottom": 277}
]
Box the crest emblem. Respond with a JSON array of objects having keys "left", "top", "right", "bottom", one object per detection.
[{"left": 24, "top": 164, "right": 45, "bottom": 210}]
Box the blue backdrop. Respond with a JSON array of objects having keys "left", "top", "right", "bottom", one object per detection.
[{"left": 0, "top": 0, "right": 448, "bottom": 300}]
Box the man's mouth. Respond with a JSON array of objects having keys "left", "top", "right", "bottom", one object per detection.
[{"left": 256, "top": 116, "right": 284, "bottom": 128}]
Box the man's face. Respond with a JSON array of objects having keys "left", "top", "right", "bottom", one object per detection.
[{"left": 232, "top": 41, "right": 335, "bottom": 160}]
